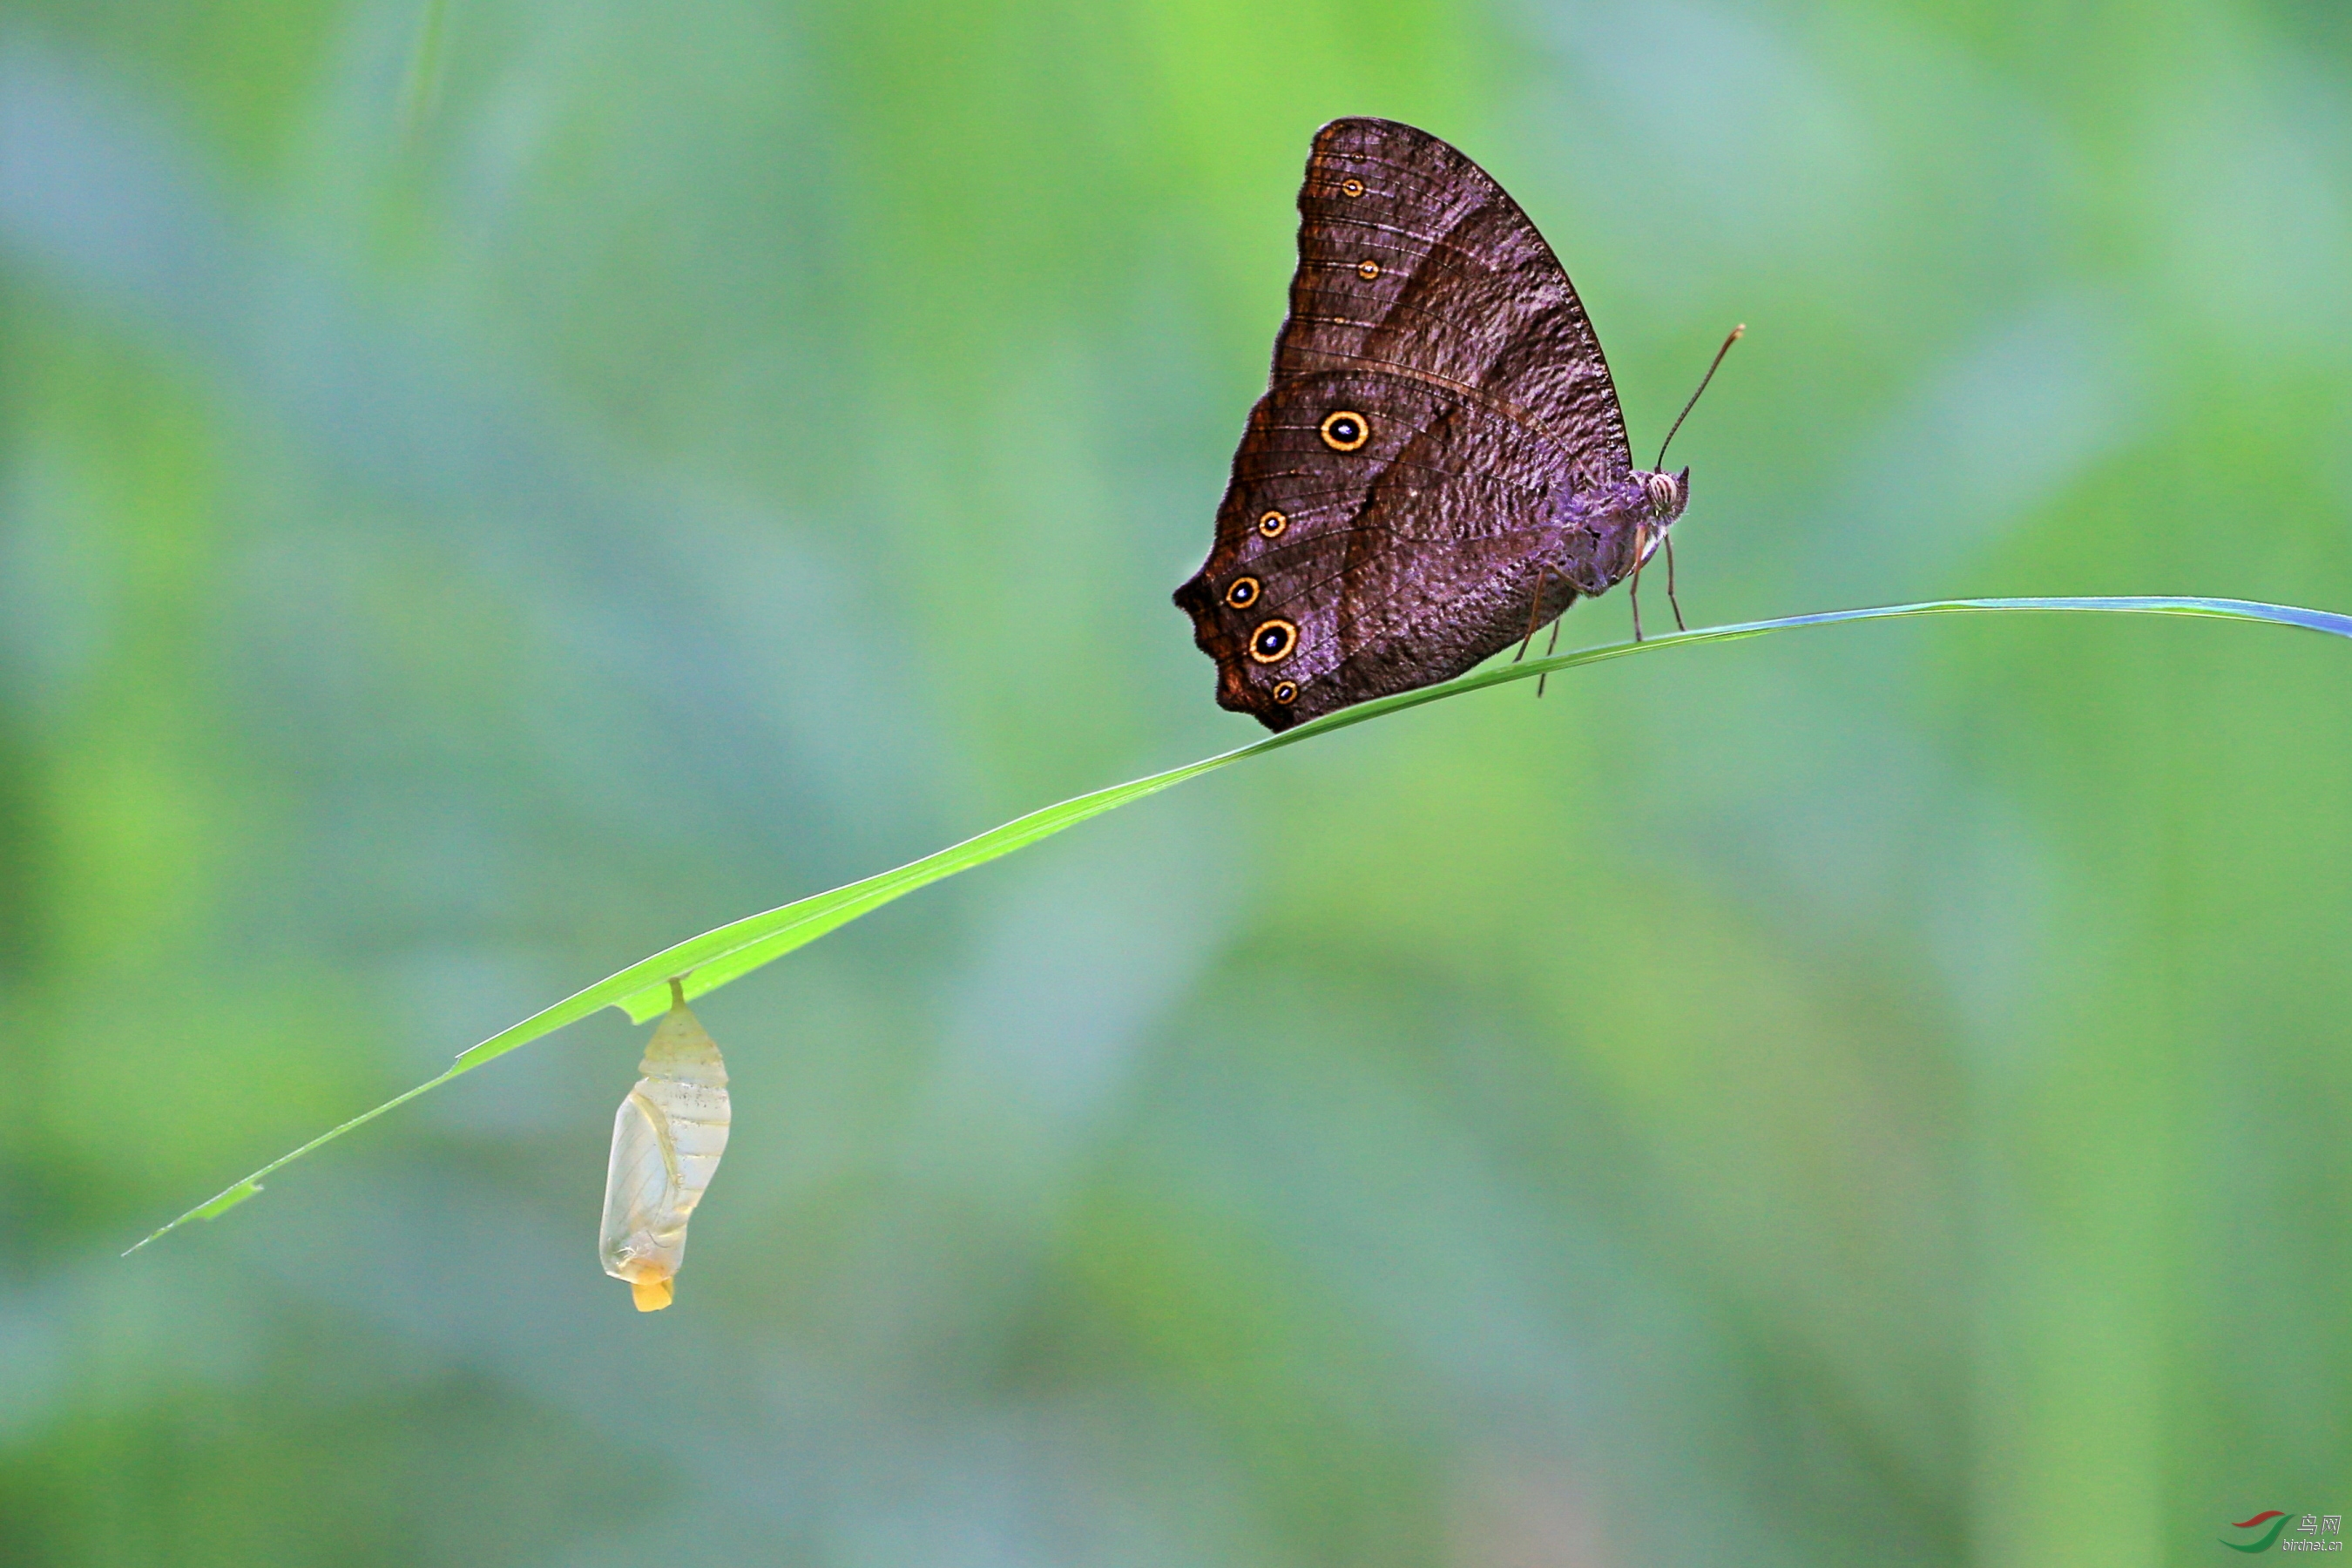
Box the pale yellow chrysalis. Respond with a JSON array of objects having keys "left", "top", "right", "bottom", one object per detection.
[{"left": 600, "top": 978, "right": 729, "bottom": 1311}]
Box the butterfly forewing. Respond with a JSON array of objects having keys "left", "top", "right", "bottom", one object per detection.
[{"left": 1282, "top": 118, "right": 1631, "bottom": 487}]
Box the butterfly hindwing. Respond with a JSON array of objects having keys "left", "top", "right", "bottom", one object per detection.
[{"left": 1175, "top": 372, "right": 1578, "bottom": 727}]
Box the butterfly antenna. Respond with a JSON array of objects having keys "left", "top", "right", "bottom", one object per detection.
[
  {"left": 1664, "top": 534, "right": 1686, "bottom": 632},
  {"left": 1654, "top": 323, "right": 1745, "bottom": 471}
]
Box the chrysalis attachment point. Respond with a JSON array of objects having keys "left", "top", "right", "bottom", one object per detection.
[{"left": 599, "top": 977, "right": 729, "bottom": 1313}]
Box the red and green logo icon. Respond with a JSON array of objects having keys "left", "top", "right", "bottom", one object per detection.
[
  {"left": 2224, "top": 1512, "right": 2294, "bottom": 1552},
  {"left": 2223, "top": 1510, "right": 2344, "bottom": 1551}
]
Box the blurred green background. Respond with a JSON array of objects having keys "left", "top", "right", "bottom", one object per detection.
[{"left": 3, "top": 0, "right": 2349, "bottom": 1563}]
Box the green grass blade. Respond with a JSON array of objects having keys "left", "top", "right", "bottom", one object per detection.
[{"left": 126, "top": 593, "right": 2352, "bottom": 1254}]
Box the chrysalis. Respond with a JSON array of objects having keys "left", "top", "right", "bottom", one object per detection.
[{"left": 600, "top": 978, "right": 729, "bottom": 1311}]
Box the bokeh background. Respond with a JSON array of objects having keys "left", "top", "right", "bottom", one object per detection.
[{"left": 4, "top": 1, "right": 2350, "bottom": 1563}]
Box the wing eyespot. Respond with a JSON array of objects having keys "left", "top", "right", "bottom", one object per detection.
[
  {"left": 1340, "top": 177, "right": 1366, "bottom": 199},
  {"left": 1272, "top": 680, "right": 1300, "bottom": 705},
  {"left": 1248, "top": 618, "right": 1299, "bottom": 664},
  {"left": 1356, "top": 259, "right": 1381, "bottom": 280},
  {"left": 1257, "top": 510, "right": 1288, "bottom": 538},
  {"left": 1319, "top": 410, "right": 1369, "bottom": 452},
  {"left": 1224, "top": 576, "right": 1261, "bottom": 610}
]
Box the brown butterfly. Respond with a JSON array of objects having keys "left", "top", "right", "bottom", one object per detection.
[{"left": 1175, "top": 118, "right": 1735, "bottom": 731}]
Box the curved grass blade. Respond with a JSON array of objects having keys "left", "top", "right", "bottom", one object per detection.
[{"left": 127, "top": 594, "right": 2352, "bottom": 1254}]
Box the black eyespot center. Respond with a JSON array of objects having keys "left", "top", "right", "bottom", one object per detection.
[
  {"left": 1247, "top": 618, "right": 1298, "bottom": 664},
  {"left": 1319, "top": 410, "right": 1369, "bottom": 452}
]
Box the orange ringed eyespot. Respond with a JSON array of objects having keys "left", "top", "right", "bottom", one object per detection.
[
  {"left": 1340, "top": 178, "right": 1366, "bottom": 198},
  {"left": 1272, "top": 680, "right": 1300, "bottom": 705},
  {"left": 1247, "top": 618, "right": 1298, "bottom": 664},
  {"left": 1224, "top": 576, "right": 1260, "bottom": 610},
  {"left": 1257, "top": 510, "right": 1288, "bottom": 537},
  {"left": 1357, "top": 259, "right": 1380, "bottom": 280},
  {"left": 1319, "top": 410, "right": 1369, "bottom": 452}
]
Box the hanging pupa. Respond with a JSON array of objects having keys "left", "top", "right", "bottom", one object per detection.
[{"left": 600, "top": 978, "right": 730, "bottom": 1311}]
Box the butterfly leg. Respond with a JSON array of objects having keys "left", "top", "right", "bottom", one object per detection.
[
  {"left": 1536, "top": 614, "right": 1564, "bottom": 698},
  {"left": 1513, "top": 565, "right": 1550, "bottom": 663},
  {"left": 1665, "top": 535, "right": 1686, "bottom": 632},
  {"left": 1627, "top": 560, "right": 1646, "bottom": 643}
]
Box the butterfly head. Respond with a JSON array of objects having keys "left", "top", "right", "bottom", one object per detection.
[{"left": 1638, "top": 467, "right": 1690, "bottom": 524}]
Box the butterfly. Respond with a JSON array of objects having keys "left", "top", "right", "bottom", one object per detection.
[{"left": 1174, "top": 118, "right": 1734, "bottom": 731}]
